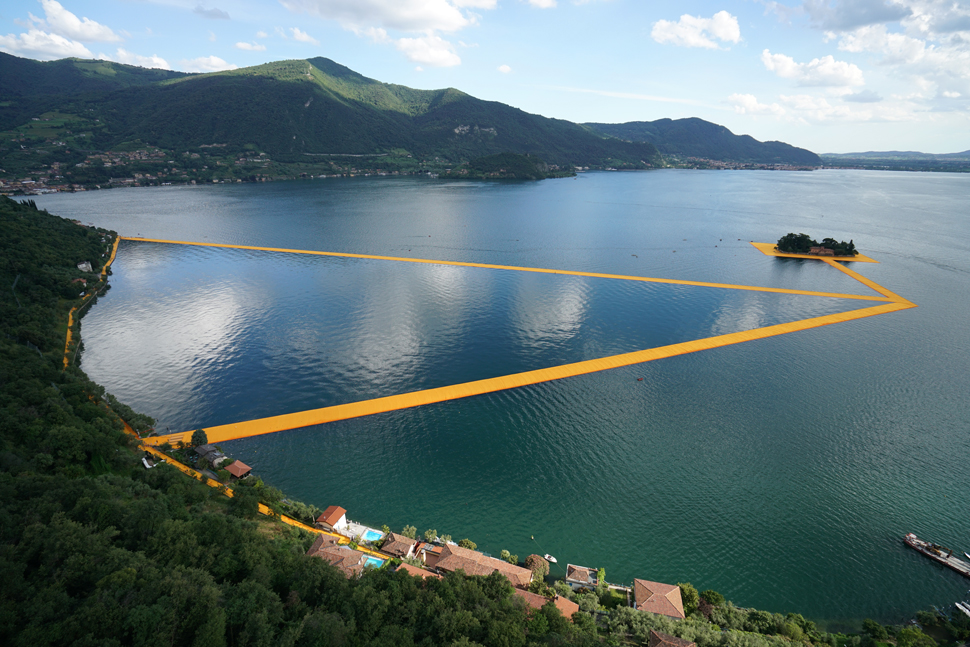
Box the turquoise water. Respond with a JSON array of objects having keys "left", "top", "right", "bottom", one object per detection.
[
  {"left": 364, "top": 557, "right": 385, "bottom": 569},
  {"left": 37, "top": 170, "right": 970, "bottom": 626},
  {"left": 363, "top": 530, "right": 383, "bottom": 542}
]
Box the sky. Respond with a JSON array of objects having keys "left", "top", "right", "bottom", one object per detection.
[{"left": 1, "top": 0, "right": 968, "bottom": 154}]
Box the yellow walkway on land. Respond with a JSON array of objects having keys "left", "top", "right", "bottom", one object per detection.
[
  {"left": 128, "top": 238, "right": 915, "bottom": 447},
  {"left": 63, "top": 236, "right": 120, "bottom": 369}
]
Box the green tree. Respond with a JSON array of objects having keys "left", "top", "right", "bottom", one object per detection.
[
  {"left": 597, "top": 568, "right": 606, "bottom": 584},
  {"left": 401, "top": 525, "right": 417, "bottom": 539},
  {"left": 678, "top": 582, "right": 699, "bottom": 616},
  {"left": 440, "top": 534, "right": 452, "bottom": 544},
  {"left": 897, "top": 627, "right": 937, "bottom": 647},
  {"left": 424, "top": 528, "right": 438, "bottom": 542},
  {"left": 524, "top": 555, "right": 549, "bottom": 582},
  {"left": 191, "top": 428, "right": 208, "bottom": 447},
  {"left": 458, "top": 538, "right": 477, "bottom": 550},
  {"left": 862, "top": 619, "right": 889, "bottom": 641},
  {"left": 700, "top": 589, "right": 725, "bottom": 606}
]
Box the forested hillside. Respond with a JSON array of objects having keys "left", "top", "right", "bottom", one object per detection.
[
  {"left": 0, "top": 55, "right": 660, "bottom": 169},
  {"left": 584, "top": 118, "right": 821, "bottom": 166}
]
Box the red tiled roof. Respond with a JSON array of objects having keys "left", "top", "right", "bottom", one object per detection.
[
  {"left": 381, "top": 532, "right": 417, "bottom": 558},
  {"left": 435, "top": 544, "right": 532, "bottom": 588},
  {"left": 649, "top": 630, "right": 696, "bottom": 647},
  {"left": 565, "top": 564, "right": 598, "bottom": 586},
  {"left": 634, "top": 579, "right": 685, "bottom": 619},
  {"left": 316, "top": 505, "right": 346, "bottom": 527},
  {"left": 225, "top": 460, "right": 251, "bottom": 477},
  {"left": 513, "top": 589, "right": 581, "bottom": 621},
  {"left": 396, "top": 562, "right": 441, "bottom": 580},
  {"left": 306, "top": 536, "right": 366, "bottom": 579}
]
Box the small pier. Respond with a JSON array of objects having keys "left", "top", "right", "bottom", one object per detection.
[{"left": 904, "top": 533, "right": 970, "bottom": 579}]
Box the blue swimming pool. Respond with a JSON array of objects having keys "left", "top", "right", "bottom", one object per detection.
[
  {"left": 364, "top": 557, "right": 384, "bottom": 569},
  {"left": 362, "top": 529, "right": 383, "bottom": 542}
]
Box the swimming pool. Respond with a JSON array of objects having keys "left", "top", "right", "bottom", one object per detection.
[
  {"left": 364, "top": 556, "right": 384, "bottom": 569},
  {"left": 362, "top": 529, "right": 383, "bottom": 542}
]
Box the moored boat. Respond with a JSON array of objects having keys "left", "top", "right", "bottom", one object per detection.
[
  {"left": 543, "top": 554, "right": 557, "bottom": 563},
  {"left": 903, "top": 533, "right": 970, "bottom": 579}
]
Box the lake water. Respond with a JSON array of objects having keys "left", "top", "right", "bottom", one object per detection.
[{"left": 36, "top": 170, "right": 970, "bottom": 626}]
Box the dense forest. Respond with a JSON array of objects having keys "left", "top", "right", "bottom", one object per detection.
[{"left": 1, "top": 197, "right": 962, "bottom": 646}]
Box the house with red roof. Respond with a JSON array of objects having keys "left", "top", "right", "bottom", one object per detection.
[
  {"left": 649, "top": 630, "right": 696, "bottom": 647},
  {"left": 513, "top": 589, "right": 581, "bottom": 620},
  {"left": 434, "top": 543, "right": 533, "bottom": 588},
  {"left": 633, "top": 579, "right": 685, "bottom": 620},
  {"left": 224, "top": 460, "right": 251, "bottom": 479},
  {"left": 381, "top": 532, "right": 417, "bottom": 559},
  {"left": 565, "top": 564, "right": 599, "bottom": 590},
  {"left": 396, "top": 562, "right": 442, "bottom": 580},
  {"left": 305, "top": 534, "right": 368, "bottom": 579},
  {"left": 315, "top": 505, "right": 349, "bottom": 533}
]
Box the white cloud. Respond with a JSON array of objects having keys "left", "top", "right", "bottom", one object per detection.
[
  {"left": 290, "top": 27, "right": 319, "bottom": 44},
  {"left": 651, "top": 11, "right": 741, "bottom": 49},
  {"left": 761, "top": 49, "right": 865, "bottom": 86},
  {"left": 256, "top": 30, "right": 268, "bottom": 38},
  {"left": 194, "top": 5, "right": 230, "bottom": 20},
  {"left": 528, "top": 0, "right": 558, "bottom": 8},
  {"left": 208, "top": 30, "right": 217, "bottom": 42},
  {"left": 39, "top": 0, "right": 120, "bottom": 42},
  {"left": 942, "top": 90, "right": 961, "bottom": 98},
  {"left": 498, "top": 64, "right": 511, "bottom": 73},
  {"left": 454, "top": 0, "right": 497, "bottom": 7},
  {"left": 0, "top": 28, "right": 92, "bottom": 59},
  {"left": 106, "top": 48, "right": 171, "bottom": 70},
  {"left": 235, "top": 41, "right": 267, "bottom": 51},
  {"left": 178, "top": 55, "right": 237, "bottom": 73},
  {"left": 280, "top": 0, "right": 472, "bottom": 33},
  {"left": 727, "top": 93, "right": 786, "bottom": 115},
  {"left": 395, "top": 34, "right": 461, "bottom": 66}
]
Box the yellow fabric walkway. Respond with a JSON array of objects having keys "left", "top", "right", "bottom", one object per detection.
[{"left": 126, "top": 238, "right": 915, "bottom": 447}]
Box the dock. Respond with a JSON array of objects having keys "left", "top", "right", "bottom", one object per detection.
[{"left": 904, "top": 533, "right": 970, "bottom": 579}]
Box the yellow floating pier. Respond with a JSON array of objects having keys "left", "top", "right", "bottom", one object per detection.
[{"left": 126, "top": 238, "right": 915, "bottom": 447}]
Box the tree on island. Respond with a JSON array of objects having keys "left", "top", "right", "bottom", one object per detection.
[{"left": 776, "top": 233, "right": 857, "bottom": 256}]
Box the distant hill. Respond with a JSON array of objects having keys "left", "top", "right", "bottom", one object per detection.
[
  {"left": 0, "top": 54, "right": 660, "bottom": 169},
  {"left": 820, "top": 150, "right": 970, "bottom": 172},
  {"left": 584, "top": 118, "right": 821, "bottom": 166},
  {"left": 822, "top": 150, "right": 970, "bottom": 160},
  {"left": 0, "top": 52, "right": 187, "bottom": 98}
]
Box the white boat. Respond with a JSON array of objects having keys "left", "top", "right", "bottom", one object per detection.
[
  {"left": 543, "top": 554, "right": 557, "bottom": 563},
  {"left": 955, "top": 601, "right": 970, "bottom": 619},
  {"left": 964, "top": 552, "right": 970, "bottom": 561}
]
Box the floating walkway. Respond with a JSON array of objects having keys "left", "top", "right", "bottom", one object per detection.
[{"left": 120, "top": 238, "right": 914, "bottom": 447}]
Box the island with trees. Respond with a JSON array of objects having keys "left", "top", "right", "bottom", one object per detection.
[{"left": 776, "top": 232, "right": 858, "bottom": 257}]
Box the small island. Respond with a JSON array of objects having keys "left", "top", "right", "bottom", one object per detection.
[
  {"left": 776, "top": 232, "right": 858, "bottom": 257},
  {"left": 441, "top": 152, "right": 576, "bottom": 180}
]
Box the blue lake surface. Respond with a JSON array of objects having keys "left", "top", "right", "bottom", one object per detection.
[{"left": 37, "top": 169, "right": 970, "bottom": 626}]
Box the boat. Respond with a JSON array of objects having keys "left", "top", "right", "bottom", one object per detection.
[
  {"left": 543, "top": 554, "right": 557, "bottom": 564},
  {"left": 903, "top": 533, "right": 970, "bottom": 579},
  {"left": 964, "top": 552, "right": 970, "bottom": 561},
  {"left": 956, "top": 601, "right": 970, "bottom": 619}
]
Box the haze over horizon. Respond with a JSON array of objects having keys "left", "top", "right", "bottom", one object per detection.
[{"left": 1, "top": 0, "right": 968, "bottom": 155}]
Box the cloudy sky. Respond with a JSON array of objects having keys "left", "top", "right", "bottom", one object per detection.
[{"left": 1, "top": 0, "right": 968, "bottom": 153}]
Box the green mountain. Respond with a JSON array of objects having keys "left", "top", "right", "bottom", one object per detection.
[
  {"left": 584, "top": 118, "right": 821, "bottom": 166},
  {"left": 0, "top": 52, "right": 188, "bottom": 98},
  {"left": 0, "top": 55, "right": 660, "bottom": 169}
]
